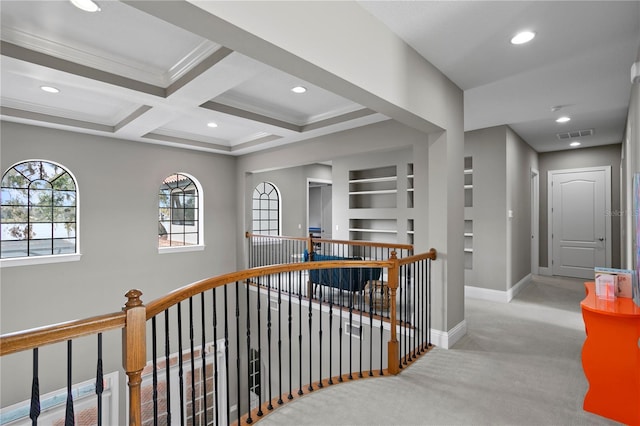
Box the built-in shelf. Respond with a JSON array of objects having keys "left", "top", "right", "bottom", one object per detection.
[
  {"left": 348, "top": 176, "right": 397, "bottom": 184},
  {"left": 349, "top": 165, "right": 397, "bottom": 209},
  {"left": 407, "top": 163, "right": 414, "bottom": 209},
  {"left": 464, "top": 157, "right": 473, "bottom": 273},
  {"left": 349, "top": 189, "right": 397, "bottom": 195},
  {"left": 349, "top": 228, "right": 397, "bottom": 234}
]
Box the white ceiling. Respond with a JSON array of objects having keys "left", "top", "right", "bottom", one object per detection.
[{"left": 1, "top": 1, "right": 639, "bottom": 155}]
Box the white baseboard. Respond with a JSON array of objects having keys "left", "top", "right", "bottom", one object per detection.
[
  {"left": 465, "top": 274, "right": 532, "bottom": 303},
  {"left": 507, "top": 273, "right": 531, "bottom": 301},
  {"left": 431, "top": 319, "right": 467, "bottom": 349}
]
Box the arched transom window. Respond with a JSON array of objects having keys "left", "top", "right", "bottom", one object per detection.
[
  {"left": 159, "top": 173, "right": 201, "bottom": 248},
  {"left": 1, "top": 160, "right": 78, "bottom": 259},
  {"left": 252, "top": 182, "right": 280, "bottom": 236}
]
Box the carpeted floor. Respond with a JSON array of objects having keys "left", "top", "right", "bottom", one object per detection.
[{"left": 257, "top": 275, "right": 622, "bottom": 425}]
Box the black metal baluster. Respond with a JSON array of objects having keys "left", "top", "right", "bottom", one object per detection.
[
  {"left": 358, "top": 267, "right": 364, "bottom": 379},
  {"left": 224, "top": 286, "right": 230, "bottom": 424},
  {"left": 235, "top": 281, "right": 242, "bottom": 424},
  {"left": 177, "top": 302, "right": 185, "bottom": 426},
  {"left": 266, "top": 275, "right": 274, "bottom": 410},
  {"left": 327, "top": 268, "right": 334, "bottom": 385},
  {"left": 399, "top": 272, "right": 404, "bottom": 370},
  {"left": 212, "top": 289, "right": 219, "bottom": 426},
  {"left": 96, "top": 334, "right": 103, "bottom": 426},
  {"left": 423, "top": 259, "right": 428, "bottom": 350},
  {"left": 164, "top": 310, "right": 172, "bottom": 425},
  {"left": 317, "top": 276, "right": 323, "bottom": 389},
  {"left": 298, "top": 272, "right": 303, "bottom": 396},
  {"left": 348, "top": 268, "right": 354, "bottom": 380},
  {"left": 307, "top": 270, "right": 313, "bottom": 392},
  {"left": 277, "top": 273, "right": 284, "bottom": 405},
  {"left": 64, "top": 340, "right": 74, "bottom": 426},
  {"left": 419, "top": 260, "right": 425, "bottom": 353},
  {"left": 379, "top": 277, "right": 385, "bottom": 375},
  {"left": 368, "top": 268, "right": 374, "bottom": 377},
  {"left": 152, "top": 317, "right": 158, "bottom": 425},
  {"left": 200, "top": 293, "right": 208, "bottom": 426},
  {"left": 287, "top": 271, "right": 293, "bottom": 401},
  {"left": 246, "top": 279, "right": 254, "bottom": 423},
  {"left": 188, "top": 297, "right": 196, "bottom": 423},
  {"left": 338, "top": 269, "right": 344, "bottom": 383},
  {"left": 30, "top": 348, "right": 40, "bottom": 426},
  {"left": 412, "top": 263, "right": 417, "bottom": 359},
  {"left": 428, "top": 258, "right": 432, "bottom": 348},
  {"left": 404, "top": 264, "right": 410, "bottom": 365}
]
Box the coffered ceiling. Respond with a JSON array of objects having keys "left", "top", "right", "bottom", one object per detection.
[{"left": 1, "top": 1, "right": 639, "bottom": 155}]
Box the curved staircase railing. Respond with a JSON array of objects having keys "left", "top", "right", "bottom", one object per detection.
[{"left": 1, "top": 242, "right": 435, "bottom": 425}]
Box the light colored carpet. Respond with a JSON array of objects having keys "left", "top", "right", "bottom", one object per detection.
[{"left": 256, "top": 275, "right": 622, "bottom": 426}]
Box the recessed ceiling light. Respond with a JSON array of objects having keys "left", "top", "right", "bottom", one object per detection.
[
  {"left": 556, "top": 116, "right": 571, "bottom": 123},
  {"left": 511, "top": 31, "right": 535, "bottom": 45},
  {"left": 70, "top": 0, "right": 100, "bottom": 12},
  {"left": 291, "top": 86, "right": 307, "bottom": 94},
  {"left": 207, "top": 122, "right": 218, "bottom": 128},
  {"left": 40, "top": 86, "right": 60, "bottom": 93},
  {"left": 570, "top": 141, "right": 581, "bottom": 147}
]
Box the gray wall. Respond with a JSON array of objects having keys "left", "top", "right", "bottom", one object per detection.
[
  {"left": 236, "top": 119, "right": 465, "bottom": 336},
  {"left": 621, "top": 82, "right": 640, "bottom": 269},
  {"left": 464, "top": 126, "right": 508, "bottom": 291},
  {"left": 464, "top": 125, "right": 537, "bottom": 292},
  {"left": 248, "top": 163, "right": 332, "bottom": 238},
  {"left": 539, "top": 144, "right": 622, "bottom": 268},
  {"left": 506, "top": 128, "right": 539, "bottom": 286},
  {"left": 1, "top": 122, "right": 238, "bottom": 409}
]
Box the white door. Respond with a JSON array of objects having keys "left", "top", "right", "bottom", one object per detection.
[{"left": 551, "top": 168, "right": 610, "bottom": 278}]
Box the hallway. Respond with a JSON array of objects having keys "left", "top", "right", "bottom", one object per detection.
[{"left": 258, "top": 275, "right": 620, "bottom": 425}]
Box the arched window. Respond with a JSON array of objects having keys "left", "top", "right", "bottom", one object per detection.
[
  {"left": 252, "top": 182, "right": 280, "bottom": 236},
  {"left": 1, "top": 160, "right": 78, "bottom": 261},
  {"left": 159, "top": 173, "right": 203, "bottom": 250}
]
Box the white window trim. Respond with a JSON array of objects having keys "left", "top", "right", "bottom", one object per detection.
[
  {"left": 157, "top": 172, "right": 204, "bottom": 254},
  {"left": 1, "top": 159, "right": 81, "bottom": 265},
  {"left": 252, "top": 181, "right": 281, "bottom": 236},
  {"left": 158, "top": 244, "right": 205, "bottom": 254},
  {"left": 0, "top": 253, "right": 82, "bottom": 268}
]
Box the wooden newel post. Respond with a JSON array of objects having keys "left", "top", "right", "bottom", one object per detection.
[
  {"left": 387, "top": 251, "right": 400, "bottom": 375},
  {"left": 122, "top": 289, "right": 146, "bottom": 426}
]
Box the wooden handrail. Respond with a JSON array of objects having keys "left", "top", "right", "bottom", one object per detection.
[
  {"left": 310, "top": 237, "right": 413, "bottom": 251},
  {"left": 245, "top": 231, "right": 308, "bottom": 242},
  {"left": 0, "top": 311, "right": 126, "bottom": 356},
  {"left": 397, "top": 248, "right": 437, "bottom": 266},
  {"left": 145, "top": 259, "right": 394, "bottom": 319},
  {"left": 245, "top": 231, "right": 414, "bottom": 251}
]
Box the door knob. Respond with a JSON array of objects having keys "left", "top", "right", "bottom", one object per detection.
[{"left": 598, "top": 238, "right": 604, "bottom": 242}]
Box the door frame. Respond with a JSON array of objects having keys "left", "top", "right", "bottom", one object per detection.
[
  {"left": 547, "top": 166, "right": 612, "bottom": 275},
  {"left": 531, "top": 168, "right": 539, "bottom": 275},
  {"left": 306, "top": 178, "right": 332, "bottom": 237}
]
